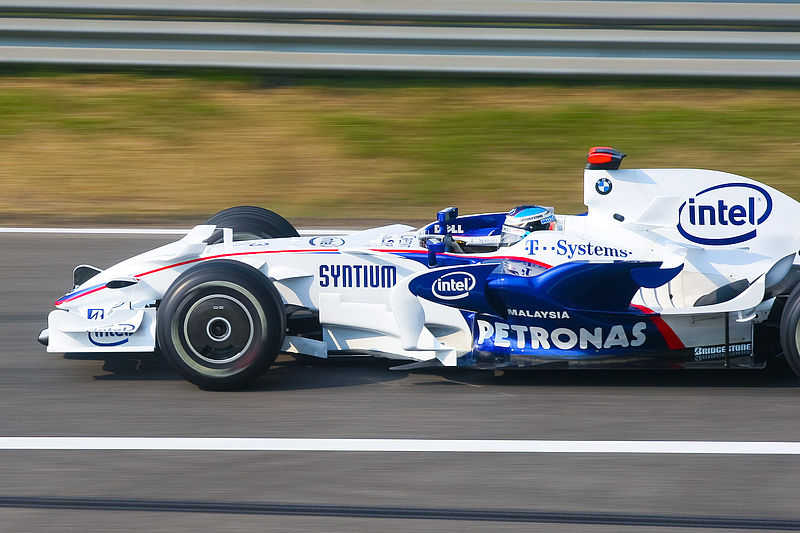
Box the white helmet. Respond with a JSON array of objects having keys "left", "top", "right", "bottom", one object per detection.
[{"left": 501, "top": 205, "right": 555, "bottom": 246}]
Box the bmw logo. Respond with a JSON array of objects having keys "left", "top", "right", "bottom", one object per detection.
[{"left": 595, "top": 178, "right": 612, "bottom": 195}]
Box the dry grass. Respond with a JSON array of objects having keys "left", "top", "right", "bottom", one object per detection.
[{"left": 0, "top": 75, "right": 799, "bottom": 225}]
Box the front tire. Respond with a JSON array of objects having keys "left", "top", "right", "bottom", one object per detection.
[
  {"left": 157, "top": 260, "right": 285, "bottom": 390},
  {"left": 778, "top": 283, "right": 800, "bottom": 379}
]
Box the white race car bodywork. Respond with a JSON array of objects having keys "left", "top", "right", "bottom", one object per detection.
[{"left": 42, "top": 159, "right": 800, "bottom": 375}]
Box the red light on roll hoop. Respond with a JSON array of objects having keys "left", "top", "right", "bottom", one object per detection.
[
  {"left": 586, "top": 146, "right": 626, "bottom": 170},
  {"left": 587, "top": 152, "right": 613, "bottom": 164}
]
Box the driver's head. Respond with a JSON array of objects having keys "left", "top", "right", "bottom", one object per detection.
[{"left": 501, "top": 205, "right": 555, "bottom": 246}]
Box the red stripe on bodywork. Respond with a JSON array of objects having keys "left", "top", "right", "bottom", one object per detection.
[
  {"left": 631, "top": 304, "right": 685, "bottom": 349},
  {"left": 133, "top": 248, "right": 331, "bottom": 277},
  {"left": 55, "top": 248, "right": 335, "bottom": 305},
  {"left": 55, "top": 247, "right": 553, "bottom": 306}
]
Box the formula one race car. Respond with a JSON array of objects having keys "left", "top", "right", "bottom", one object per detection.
[{"left": 39, "top": 147, "right": 800, "bottom": 389}]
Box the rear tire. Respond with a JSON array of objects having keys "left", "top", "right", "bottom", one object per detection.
[
  {"left": 157, "top": 260, "right": 285, "bottom": 390},
  {"left": 778, "top": 283, "right": 800, "bottom": 378},
  {"left": 205, "top": 206, "right": 299, "bottom": 243}
]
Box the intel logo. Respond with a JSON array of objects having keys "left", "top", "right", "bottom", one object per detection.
[
  {"left": 88, "top": 331, "right": 132, "bottom": 347},
  {"left": 677, "top": 183, "right": 772, "bottom": 246},
  {"left": 432, "top": 271, "right": 476, "bottom": 300},
  {"left": 87, "top": 323, "right": 135, "bottom": 347}
]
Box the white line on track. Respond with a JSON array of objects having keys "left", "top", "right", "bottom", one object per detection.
[
  {"left": 0, "top": 227, "right": 353, "bottom": 235},
  {"left": 1, "top": 438, "right": 800, "bottom": 454}
]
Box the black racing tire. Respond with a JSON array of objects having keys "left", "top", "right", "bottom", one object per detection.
[
  {"left": 157, "top": 260, "right": 285, "bottom": 390},
  {"left": 779, "top": 282, "right": 800, "bottom": 379},
  {"left": 205, "top": 206, "right": 299, "bottom": 243}
]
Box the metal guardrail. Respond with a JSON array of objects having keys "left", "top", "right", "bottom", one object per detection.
[
  {"left": 2, "top": 0, "right": 800, "bottom": 26},
  {"left": 0, "top": 1, "right": 798, "bottom": 78}
]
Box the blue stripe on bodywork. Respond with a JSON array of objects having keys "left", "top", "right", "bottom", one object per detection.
[{"left": 56, "top": 283, "right": 106, "bottom": 303}]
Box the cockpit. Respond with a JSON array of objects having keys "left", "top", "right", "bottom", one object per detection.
[{"left": 420, "top": 205, "right": 558, "bottom": 254}]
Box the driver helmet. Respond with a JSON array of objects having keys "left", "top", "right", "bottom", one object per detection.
[{"left": 501, "top": 205, "right": 555, "bottom": 246}]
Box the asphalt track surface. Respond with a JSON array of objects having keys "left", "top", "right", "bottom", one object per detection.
[{"left": 2, "top": 232, "right": 800, "bottom": 532}]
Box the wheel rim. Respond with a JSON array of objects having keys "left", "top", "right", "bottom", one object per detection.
[{"left": 182, "top": 294, "right": 254, "bottom": 364}]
